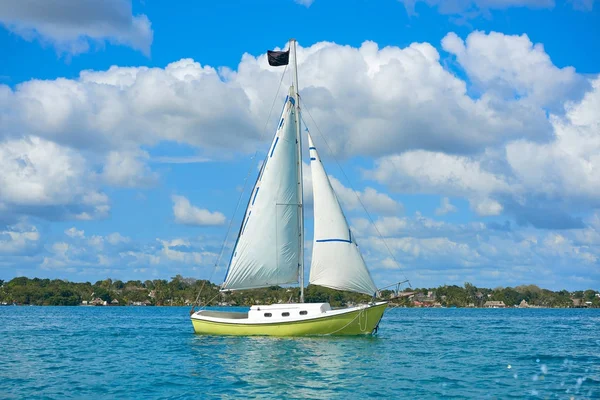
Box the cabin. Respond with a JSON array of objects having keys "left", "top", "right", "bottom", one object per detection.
[
  {"left": 90, "top": 297, "right": 105, "bottom": 306},
  {"left": 483, "top": 301, "right": 506, "bottom": 308},
  {"left": 197, "top": 303, "right": 334, "bottom": 322}
]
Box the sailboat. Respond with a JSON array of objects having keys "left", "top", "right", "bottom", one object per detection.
[{"left": 190, "top": 39, "right": 388, "bottom": 336}]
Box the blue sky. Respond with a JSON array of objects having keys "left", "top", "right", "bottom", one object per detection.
[{"left": 1, "top": 0, "right": 599, "bottom": 290}]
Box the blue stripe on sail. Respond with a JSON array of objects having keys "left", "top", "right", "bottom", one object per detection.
[
  {"left": 270, "top": 137, "right": 279, "bottom": 157},
  {"left": 316, "top": 229, "right": 352, "bottom": 243},
  {"left": 309, "top": 147, "right": 316, "bottom": 150},
  {"left": 251, "top": 188, "right": 260, "bottom": 205},
  {"left": 241, "top": 211, "right": 251, "bottom": 234},
  {"left": 289, "top": 97, "right": 295, "bottom": 105},
  {"left": 310, "top": 157, "right": 316, "bottom": 161}
]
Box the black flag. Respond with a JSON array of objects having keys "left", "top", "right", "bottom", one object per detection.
[{"left": 267, "top": 50, "right": 290, "bottom": 66}]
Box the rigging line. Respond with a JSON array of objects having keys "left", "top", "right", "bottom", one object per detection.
[
  {"left": 300, "top": 98, "right": 411, "bottom": 287},
  {"left": 191, "top": 64, "right": 290, "bottom": 314}
]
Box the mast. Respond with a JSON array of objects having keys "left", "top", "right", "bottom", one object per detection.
[{"left": 290, "top": 38, "right": 305, "bottom": 303}]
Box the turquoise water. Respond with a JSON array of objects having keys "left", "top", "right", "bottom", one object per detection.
[{"left": 1, "top": 307, "right": 599, "bottom": 399}]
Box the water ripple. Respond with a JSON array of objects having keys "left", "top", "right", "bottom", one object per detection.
[{"left": 0, "top": 307, "right": 598, "bottom": 399}]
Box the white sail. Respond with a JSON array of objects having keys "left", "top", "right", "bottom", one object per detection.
[
  {"left": 222, "top": 94, "right": 300, "bottom": 290},
  {"left": 308, "top": 133, "right": 378, "bottom": 296}
]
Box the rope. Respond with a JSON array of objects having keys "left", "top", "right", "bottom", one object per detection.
[
  {"left": 190, "top": 64, "right": 289, "bottom": 315},
  {"left": 300, "top": 99, "right": 411, "bottom": 286},
  {"left": 324, "top": 306, "right": 368, "bottom": 335}
]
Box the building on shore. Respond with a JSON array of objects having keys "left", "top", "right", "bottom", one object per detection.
[
  {"left": 518, "top": 299, "right": 529, "bottom": 308},
  {"left": 483, "top": 301, "right": 506, "bottom": 308}
]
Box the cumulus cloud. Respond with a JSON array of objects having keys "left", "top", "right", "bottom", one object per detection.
[
  {"left": 106, "top": 232, "right": 130, "bottom": 245},
  {"left": 435, "top": 197, "right": 458, "bottom": 215},
  {"left": 302, "top": 161, "right": 402, "bottom": 215},
  {"left": 353, "top": 212, "right": 600, "bottom": 289},
  {"left": 0, "top": 223, "right": 40, "bottom": 255},
  {"left": 367, "top": 150, "right": 510, "bottom": 216},
  {"left": 0, "top": 37, "right": 555, "bottom": 161},
  {"left": 0, "top": 136, "right": 110, "bottom": 221},
  {"left": 157, "top": 238, "right": 216, "bottom": 265},
  {"left": 399, "top": 0, "right": 554, "bottom": 17},
  {"left": 367, "top": 61, "right": 600, "bottom": 227},
  {"left": 330, "top": 178, "right": 401, "bottom": 215},
  {"left": 2, "top": 32, "right": 596, "bottom": 229},
  {"left": 442, "top": 31, "right": 587, "bottom": 109},
  {"left": 1, "top": 33, "right": 599, "bottom": 287},
  {"left": 102, "top": 150, "right": 158, "bottom": 188},
  {"left": 0, "top": 0, "right": 153, "bottom": 55},
  {"left": 1, "top": 59, "right": 260, "bottom": 153},
  {"left": 35, "top": 231, "right": 220, "bottom": 279},
  {"left": 172, "top": 195, "right": 226, "bottom": 226},
  {"left": 65, "top": 227, "right": 84, "bottom": 238}
]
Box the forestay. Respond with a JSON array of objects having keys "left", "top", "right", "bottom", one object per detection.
[
  {"left": 222, "top": 96, "right": 300, "bottom": 290},
  {"left": 308, "top": 133, "right": 378, "bottom": 296}
]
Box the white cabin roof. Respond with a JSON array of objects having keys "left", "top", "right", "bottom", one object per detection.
[{"left": 250, "top": 303, "right": 330, "bottom": 312}]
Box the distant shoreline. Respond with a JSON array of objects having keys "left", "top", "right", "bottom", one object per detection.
[{"left": 1, "top": 277, "right": 598, "bottom": 308}]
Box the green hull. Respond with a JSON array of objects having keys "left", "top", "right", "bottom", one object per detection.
[{"left": 191, "top": 302, "right": 387, "bottom": 336}]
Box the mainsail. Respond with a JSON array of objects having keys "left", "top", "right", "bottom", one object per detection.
[
  {"left": 221, "top": 94, "right": 300, "bottom": 290},
  {"left": 308, "top": 133, "right": 378, "bottom": 296}
]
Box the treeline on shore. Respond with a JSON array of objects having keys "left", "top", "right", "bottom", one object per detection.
[{"left": 0, "top": 276, "right": 598, "bottom": 308}]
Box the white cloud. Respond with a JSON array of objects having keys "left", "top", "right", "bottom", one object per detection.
[
  {"left": 368, "top": 150, "right": 509, "bottom": 198},
  {"left": 1, "top": 59, "right": 259, "bottom": 153},
  {"left": 0, "top": 37, "right": 554, "bottom": 161},
  {"left": 172, "top": 195, "right": 226, "bottom": 226},
  {"left": 0, "top": 136, "right": 110, "bottom": 221},
  {"left": 442, "top": 31, "right": 585, "bottom": 108},
  {"left": 294, "top": 0, "right": 315, "bottom": 6},
  {"left": 88, "top": 235, "right": 104, "bottom": 249},
  {"left": 102, "top": 150, "right": 158, "bottom": 188},
  {"left": 435, "top": 197, "right": 458, "bottom": 215},
  {"left": 151, "top": 155, "right": 211, "bottom": 164},
  {"left": 353, "top": 212, "right": 600, "bottom": 289},
  {"left": 303, "top": 160, "right": 401, "bottom": 215},
  {"left": 119, "top": 250, "right": 160, "bottom": 266},
  {"left": 470, "top": 197, "right": 503, "bottom": 216},
  {"left": 330, "top": 177, "right": 401, "bottom": 215},
  {"left": 1, "top": 32, "right": 599, "bottom": 288},
  {"left": 158, "top": 238, "right": 217, "bottom": 265},
  {"left": 367, "top": 73, "right": 600, "bottom": 226},
  {"left": 106, "top": 232, "right": 130, "bottom": 245},
  {"left": 0, "top": 136, "right": 86, "bottom": 206},
  {"left": 0, "top": 224, "right": 40, "bottom": 255},
  {"left": 505, "top": 78, "right": 600, "bottom": 201},
  {"left": 399, "top": 0, "right": 554, "bottom": 17},
  {"left": 65, "top": 227, "right": 84, "bottom": 238},
  {"left": 0, "top": 0, "right": 153, "bottom": 55}
]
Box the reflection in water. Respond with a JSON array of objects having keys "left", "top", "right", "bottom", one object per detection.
[{"left": 190, "top": 335, "right": 382, "bottom": 398}]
